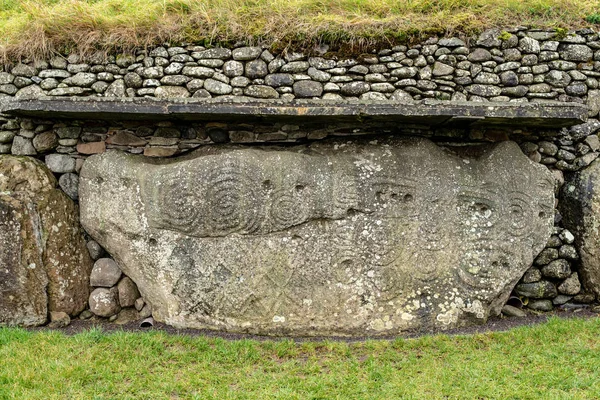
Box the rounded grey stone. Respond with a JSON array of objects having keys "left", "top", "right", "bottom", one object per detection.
[
  {"left": 0, "top": 84, "right": 18, "bottom": 95},
  {"left": 541, "top": 259, "right": 571, "bottom": 279},
  {"left": 141, "top": 67, "right": 164, "bottom": 79},
  {"left": 538, "top": 141, "right": 558, "bottom": 156},
  {"left": 515, "top": 281, "right": 558, "bottom": 299},
  {"left": 193, "top": 48, "right": 232, "bottom": 60},
  {"left": 527, "top": 299, "right": 553, "bottom": 311},
  {"left": 348, "top": 65, "right": 369, "bottom": 75},
  {"left": 0, "top": 131, "right": 15, "bottom": 144},
  {"left": 370, "top": 83, "right": 395, "bottom": 93},
  {"left": 192, "top": 89, "right": 211, "bottom": 98},
  {"left": 39, "top": 69, "right": 71, "bottom": 79},
  {"left": 293, "top": 81, "right": 323, "bottom": 98},
  {"left": 500, "top": 71, "right": 519, "bottom": 87},
  {"left": 534, "top": 248, "right": 558, "bottom": 265},
  {"left": 390, "top": 89, "right": 413, "bottom": 102},
  {"left": 466, "top": 84, "right": 502, "bottom": 97},
  {"left": 473, "top": 72, "right": 500, "bottom": 85},
  {"left": 14, "top": 76, "right": 33, "bottom": 88},
  {"left": 360, "top": 92, "right": 387, "bottom": 100},
  {"left": 468, "top": 48, "right": 492, "bottom": 63},
  {"left": 558, "top": 245, "right": 578, "bottom": 260},
  {"left": 186, "top": 79, "right": 205, "bottom": 92},
  {"left": 502, "top": 305, "right": 527, "bottom": 317},
  {"left": 264, "top": 73, "right": 294, "bottom": 87},
  {"left": 11, "top": 63, "right": 37, "bottom": 77},
  {"left": 11, "top": 137, "right": 36, "bottom": 156},
  {"left": 59, "top": 173, "right": 79, "bottom": 200},
  {"left": 0, "top": 72, "right": 15, "bottom": 84},
  {"left": 91, "top": 81, "right": 109, "bottom": 93},
  {"left": 230, "top": 76, "right": 250, "bottom": 87},
  {"left": 308, "top": 57, "right": 336, "bottom": 69},
  {"left": 432, "top": 62, "right": 455, "bottom": 76},
  {"left": 154, "top": 86, "right": 191, "bottom": 98},
  {"left": 324, "top": 82, "right": 340, "bottom": 92},
  {"left": 565, "top": 83, "right": 588, "bottom": 96},
  {"left": 63, "top": 72, "right": 97, "bottom": 87},
  {"left": 268, "top": 59, "right": 286, "bottom": 73},
  {"left": 198, "top": 59, "right": 223, "bottom": 68},
  {"left": 340, "top": 81, "right": 370, "bottom": 96},
  {"left": 552, "top": 295, "right": 572, "bottom": 305},
  {"left": 104, "top": 79, "right": 126, "bottom": 97},
  {"left": 49, "top": 56, "right": 68, "bottom": 69},
  {"left": 438, "top": 38, "right": 465, "bottom": 47},
  {"left": 86, "top": 240, "right": 104, "bottom": 261},
  {"left": 90, "top": 258, "right": 122, "bottom": 287},
  {"left": 245, "top": 60, "right": 268, "bottom": 79},
  {"left": 522, "top": 267, "right": 542, "bottom": 283},
  {"left": 545, "top": 70, "right": 571, "bottom": 88},
  {"left": 181, "top": 66, "right": 214, "bottom": 79},
  {"left": 160, "top": 75, "right": 190, "bottom": 86},
  {"left": 118, "top": 277, "right": 141, "bottom": 308},
  {"left": 307, "top": 67, "right": 331, "bottom": 82},
  {"left": 244, "top": 85, "right": 279, "bottom": 99},
  {"left": 518, "top": 37, "right": 540, "bottom": 54},
  {"left": 559, "top": 44, "right": 593, "bottom": 62},
  {"left": 232, "top": 47, "right": 262, "bottom": 61},
  {"left": 123, "top": 72, "right": 143, "bottom": 89},
  {"left": 280, "top": 61, "right": 310, "bottom": 73},
  {"left": 89, "top": 287, "right": 121, "bottom": 317},
  {"left": 558, "top": 272, "right": 581, "bottom": 295},
  {"left": 391, "top": 67, "right": 418, "bottom": 78},
  {"left": 167, "top": 46, "right": 187, "bottom": 56},
  {"left": 223, "top": 61, "right": 244, "bottom": 77},
  {"left": 204, "top": 79, "right": 232, "bottom": 95},
  {"left": 164, "top": 62, "right": 184, "bottom": 75},
  {"left": 150, "top": 47, "right": 169, "bottom": 58},
  {"left": 55, "top": 127, "right": 81, "bottom": 139},
  {"left": 142, "top": 78, "right": 160, "bottom": 88}
]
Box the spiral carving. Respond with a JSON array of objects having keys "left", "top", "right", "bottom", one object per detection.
[
  {"left": 158, "top": 179, "right": 200, "bottom": 235},
  {"left": 269, "top": 187, "right": 309, "bottom": 231},
  {"left": 205, "top": 164, "right": 263, "bottom": 235}
]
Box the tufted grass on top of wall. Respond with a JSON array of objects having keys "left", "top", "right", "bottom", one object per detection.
[{"left": 0, "top": 0, "right": 599, "bottom": 62}]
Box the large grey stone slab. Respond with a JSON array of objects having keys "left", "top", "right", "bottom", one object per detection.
[
  {"left": 0, "top": 97, "right": 588, "bottom": 129},
  {"left": 0, "top": 156, "right": 93, "bottom": 326},
  {"left": 561, "top": 160, "right": 600, "bottom": 299},
  {"left": 80, "top": 138, "right": 554, "bottom": 336}
]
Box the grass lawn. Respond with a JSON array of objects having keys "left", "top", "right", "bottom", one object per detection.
[
  {"left": 1, "top": 0, "right": 600, "bottom": 60},
  {"left": 0, "top": 316, "right": 599, "bottom": 399}
]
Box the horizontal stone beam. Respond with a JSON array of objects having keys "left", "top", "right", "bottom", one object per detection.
[{"left": 0, "top": 97, "right": 588, "bottom": 129}]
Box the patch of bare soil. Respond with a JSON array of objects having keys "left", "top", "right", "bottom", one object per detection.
[{"left": 27, "top": 308, "right": 600, "bottom": 342}]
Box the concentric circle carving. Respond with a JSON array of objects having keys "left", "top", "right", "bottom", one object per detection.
[{"left": 205, "top": 164, "right": 263, "bottom": 235}]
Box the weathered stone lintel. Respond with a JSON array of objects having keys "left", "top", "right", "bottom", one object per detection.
[{"left": 0, "top": 97, "right": 588, "bottom": 129}]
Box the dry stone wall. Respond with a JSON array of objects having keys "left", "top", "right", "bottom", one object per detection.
[{"left": 2, "top": 26, "right": 600, "bottom": 330}]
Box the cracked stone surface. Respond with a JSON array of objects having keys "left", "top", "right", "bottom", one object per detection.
[
  {"left": 561, "top": 159, "right": 600, "bottom": 299},
  {"left": 0, "top": 156, "right": 92, "bottom": 326},
  {"left": 80, "top": 137, "right": 554, "bottom": 336}
]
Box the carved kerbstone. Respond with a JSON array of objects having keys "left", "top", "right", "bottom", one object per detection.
[{"left": 80, "top": 138, "right": 554, "bottom": 336}]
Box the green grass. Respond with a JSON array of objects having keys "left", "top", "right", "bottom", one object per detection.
[
  {"left": 0, "top": 0, "right": 599, "bottom": 61},
  {"left": 1, "top": 317, "right": 600, "bottom": 399}
]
